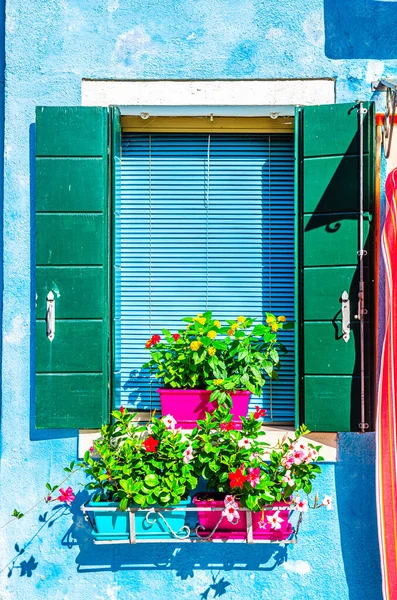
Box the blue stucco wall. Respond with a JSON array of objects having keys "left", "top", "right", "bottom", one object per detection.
[{"left": 1, "top": 0, "right": 395, "bottom": 598}]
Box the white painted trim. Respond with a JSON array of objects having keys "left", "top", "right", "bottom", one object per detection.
[{"left": 82, "top": 79, "right": 335, "bottom": 116}]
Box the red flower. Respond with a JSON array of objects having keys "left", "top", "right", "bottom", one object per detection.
[
  {"left": 119, "top": 406, "right": 125, "bottom": 414},
  {"left": 143, "top": 436, "right": 159, "bottom": 453},
  {"left": 228, "top": 467, "right": 248, "bottom": 489},
  {"left": 172, "top": 333, "right": 181, "bottom": 341},
  {"left": 220, "top": 422, "right": 235, "bottom": 431},
  {"left": 145, "top": 340, "right": 152, "bottom": 348},
  {"left": 254, "top": 406, "right": 267, "bottom": 419},
  {"left": 58, "top": 487, "right": 75, "bottom": 506},
  {"left": 151, "top": 335, "right": 161, "bottom": 345}
]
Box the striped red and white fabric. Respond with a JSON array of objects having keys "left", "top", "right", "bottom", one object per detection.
[{"left": 377, "top": 167, "right": 397, "bottom": 600}]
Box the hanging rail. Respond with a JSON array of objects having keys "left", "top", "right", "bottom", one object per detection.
[
  {"left": 81, "top": 502, "right": 302, "bottom": 545},
  {"left": 372, "top": 79, "right": 397, "bottom": 158}
]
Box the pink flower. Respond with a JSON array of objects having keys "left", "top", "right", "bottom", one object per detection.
[
  {"left": 250, "top": 451, "right": 260, "bottom": 461},
  {"left": 222, "top": 505, "right": 240, "bottom": 523},
  {"left": 172, "top": 333, "right": 181, "bottom": 341},
  {"left": 247, "top": 467, "right": 261, "bottom": 488},
  {"left": 58, "top": 487, "right": 75, "bottom": 506},
  {"left": 183, "top": 446, "right": 194, "bottom": 464},
  {"left": 322, "top": 495, "right": 333, "bottom": 510},
  {"left": 237, "top": 437, "right": 251, "bottom": 450},
  {"left": 89, "top": 446, "right": 94, "bottom": 454},
  {"left": 267, "top": 510, "right": 283, "bottom": 530},
  {"left": 162, "top": 414, "right": 177, "bottom": 430},
  {"left": 224, "top": 495, "right": 238, "bottom": 508},
  {"left": 294, "top": 497, "right": 309, "bottom": 512},
  {"left": 258, "top": 519, "right": 267, "bottom": 530},
  {"left": 46, "top": 495, "right": 52, "bottom": 503},
  {"left": 282, "top": 470, "right": 295, "bottom": 487}
]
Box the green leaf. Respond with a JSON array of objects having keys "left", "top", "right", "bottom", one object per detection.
[
  {"left": 119, "top": 498, "right": 128, "bottom": 512},
  {"left": 144, "top": 474, "right": 160, "bottom": 488},
  {"left": 252, "top": 325, "right": 267, "bottom": 336},
  {"left": 245, "top": 496, "right": 258, "bottom": 511},
  {"left": 283, "top": 321, "right": 294, "bottom": 330}
]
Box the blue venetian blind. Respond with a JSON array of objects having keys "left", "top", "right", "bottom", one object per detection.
[{"left": 116, "top": 132, "right": 295, "bottom": 422}]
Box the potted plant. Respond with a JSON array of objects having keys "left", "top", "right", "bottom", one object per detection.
[
  {"left": 81, "top": 409, "right": 198, "bottom": 540},
  {"left": 192, "top": 405, "right": 326, "bottom": 540},
  {"left": 143, "top": 311, "right": 290, "bottom": 428}
]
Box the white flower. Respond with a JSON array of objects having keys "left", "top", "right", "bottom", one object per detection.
[
  {"left": 282, "top": 470, "right": 295, "bottom": 487},
  {"left": 322, "top": 495, "right": 333, "bottom": 510},
  {"left": 237, "top": 437, "right": 251, "bottom": 450},
  {"left": 258, "top": 519, "right": 267, "bottom": 529},
  {"left": 309, "top": 447, "right": 319, "bottom": 462},
  {"left": 266, "top": 510, "right": 284, "bottom": 530},
  {"left": 294, "top": 496, "right": 309, "bottom": 513},
  {"left": 146, "top": 423, "right": 154, "bottom": 434},
  {"left": 222, "top": 505, "right": 240, "bottom": 523},
  {"left": 162, "top": 414, "right": 177, "bottom": 430},
  {"left": 183, "top": 446, "right": 194, "bottom": 464},
  {"left": 224, "top": 494, "right": 238, "bottom": 508}
]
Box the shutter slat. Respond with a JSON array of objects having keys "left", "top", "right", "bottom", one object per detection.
[{"left": 116, "top": 133, "right": 295, "bottom": 422}]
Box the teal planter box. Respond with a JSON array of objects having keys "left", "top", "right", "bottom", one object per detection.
[{"left": 89, "top": 498, "right": 190, "bottom": 541}]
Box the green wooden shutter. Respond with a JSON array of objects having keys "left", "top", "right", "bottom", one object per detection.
[
  {"left": 296, "top": 102, "right": 375, "bottom": 432},
  {"left": 35, "top": 106, "right": 112, "bottom": 428}
]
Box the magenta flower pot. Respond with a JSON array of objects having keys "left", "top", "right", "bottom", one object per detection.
[
  {"left": 193, "top": 495, "right": 293, "bottom": 541},
  {"left": 157, "top": 388, "right": 251, "bottom": 429}
]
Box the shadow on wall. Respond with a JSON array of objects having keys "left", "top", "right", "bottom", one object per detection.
[
  {"left": 61, "top": 492, "right": 289, "bottom": 581},
  {"left": 335, "top": 432, "right": 382, "bottom": 600},
  {"left": 324, "top": 0, "right": 397, "bottom": 59}
]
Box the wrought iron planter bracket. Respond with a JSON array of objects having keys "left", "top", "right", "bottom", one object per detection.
[
  {"left": 372, "top": 79, "right": 397, "bottom": 158},
  {"left": 81, "top": 502, "right": 301, "bottom": 545}
]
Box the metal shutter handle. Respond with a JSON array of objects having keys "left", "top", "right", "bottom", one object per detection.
[
  {"left": 46, "top": 291, "right": 55, "bottom": 341},
  {"left": 341, "top": 290, "right": 350, "bottom": 343}
]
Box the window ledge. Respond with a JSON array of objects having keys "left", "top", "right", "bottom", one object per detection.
[{"left": 78, "top": 426, "right": 337, "bottom": 462}]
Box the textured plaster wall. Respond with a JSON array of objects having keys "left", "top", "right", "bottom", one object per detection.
[{"left": 1, "top": 0, "right": 394, "bottom": 598}]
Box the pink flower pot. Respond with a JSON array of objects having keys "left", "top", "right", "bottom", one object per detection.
[
  {"left": 193, "top": 495, "right": 293, "bottom": 541},
  {"left": 157, "top": 388, "right": 251, "bottom": 429}
]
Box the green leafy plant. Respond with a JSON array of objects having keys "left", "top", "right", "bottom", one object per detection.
[
  {"left": 193, "top": 405, "right": 325, "bottom": 513},
  {"left": 82, "top": 409, "right": 198, "bottom": 510},
  {"left": 143, "top": 311, "right": 291, "bottom": 402}
]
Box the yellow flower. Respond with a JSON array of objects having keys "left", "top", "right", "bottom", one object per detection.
[
  {"left": 190, "top": 340, "right": 202, "bottom": 351},
  {"left": 214, "top": 320, "right": 221, "bottom": 328},
  {"left": 208, "top": 347, "right": 216, "bottom": 356},
  {"left": 193, "top": 315, "right": 206, "bottom": 325},
  {"left": 228, "top": 329, "right": 235, "bottom": 336},
  {"left": 266, "top": 316, "right": 276, "bottom": 324},
  {"left": 214, "top": 378, "right": 224, "bottom": 385},
  {"left": 237, "top": 315, "right": 246, "bottom": 323},
  {"left": 278, "top": 316, "right": 286, "bottom": 322},
  {"left": 271, "top": 323, "right": 279, "bottom": 332},
  {"left": 207, "top": 330, "right": 217, "bottom": 339}
]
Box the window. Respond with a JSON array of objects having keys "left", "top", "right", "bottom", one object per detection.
[
  {"left": 115, "top": 130, "right": 295, "bottom": 422},
  {"left": 35, "top": 103, "right": 375, "bottom": 432}
]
